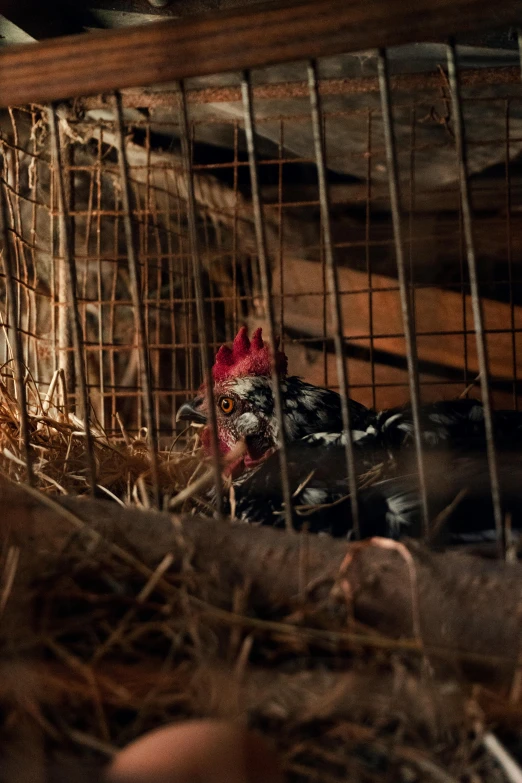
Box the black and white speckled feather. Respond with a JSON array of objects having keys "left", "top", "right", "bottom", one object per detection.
[
  {"left": 226, "top": 442, "right": 522, "bottom": 545},
  {"left": 180, "top": 330, "right": 522, "bottom": 547},
  {"left": 281, "top": 376, "right": 371, "bottom": 440},
  {"left": 305, "top": 398, "right": 522, "bottom": 455}
]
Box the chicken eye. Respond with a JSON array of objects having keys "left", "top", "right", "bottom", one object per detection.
[{"left": 219, "top": 397, "right": 235, "bottom": 415}]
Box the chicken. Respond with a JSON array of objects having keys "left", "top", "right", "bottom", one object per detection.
[
  {"left": 176, "top": 326, "right": 371, "bottom": 472},
  {"left": 228, "top": 442, "right": 522, "bottom": 545},
  {"left": 177, "top": 327, "right": 522, "bottom": 544}
]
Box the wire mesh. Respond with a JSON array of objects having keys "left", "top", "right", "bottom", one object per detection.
[
  {"left": 307, "top": 59, "right": 361, "bottom": 538},
  {"left": 0, "top": 48, "right": 520, "bottom": 499},
  {"left": 377, "top": 49, "right": 429, "bottom": 536},
  {"left": 0, "top": 25, "right": 522, "bottom": 783},
  {"left": 446, "top": 40, "right": 505, "bottom": 557}
]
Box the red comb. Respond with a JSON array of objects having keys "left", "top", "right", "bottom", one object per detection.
[{"left": 212, "top": 326, "right": 288, "bottom": 382}]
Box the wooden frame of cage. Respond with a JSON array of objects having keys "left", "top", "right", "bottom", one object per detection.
[
  {"left": 0, "top": 0, "right": 520, "bottom": 107},
  {"left": 0, "top": 0, "right": 521, "bottom": 554},
  {"left": 1, "top": 11, "right": 522, "bottom": 778}
]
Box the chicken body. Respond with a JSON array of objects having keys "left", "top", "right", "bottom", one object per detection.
[{"left": 178, "top": 327, "right": 522, "bottom": 545}]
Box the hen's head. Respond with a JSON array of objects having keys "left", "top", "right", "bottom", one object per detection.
[{"left": 177, "top": 327, "right": 287, "bottom": 471}]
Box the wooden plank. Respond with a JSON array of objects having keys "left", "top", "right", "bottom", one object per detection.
[
  {"left": 278, "top": 259, "right": 522, "bottom": 383},
  {"left": 0, "top": 0, "right": 520, "bottom": 107},
  {"left": 281, "top": 339, "right": 519, "bottom": 410},
  {"left": 251, "top": 316, "right": 520, "bottom": 410}
]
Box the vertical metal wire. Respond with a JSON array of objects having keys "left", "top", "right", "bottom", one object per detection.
[
  {"left": 56, "top": 136, "right": 75, "bottom": 394},
  {"left": 49, "top": 145, "right": 58, "bottom": 377},
  {"left": 241, "top": 69, "right": 294, "bottom": 532},
  {"left": 29, "top": 110, "right": 40, "bottom": 384},
  {"left": 7, "top": 112, "right": 31, "bottom": 388},
  {"left": 48, "top": 105, "right": 97, "bottom": 495},
  {"left": 365, "top": 110, "right": 376, "bottom": 410},
  {"left": 377, "top": 49, "right": 429, "bottom": 537},
  {"left": 408, "top": 104, "right": 417, "bottom": 342},
  {"left": 232, "top": 121, "right": 239, "bottom": 338},
  {"left": 0, "top": 173, "right": 34, "bottom": 485},
  {"left": 515, "top": 30, "right": 522, "bottom": 411},
  {"left": 446, "top": 41, "right": 504, "bottom": 558},
  {"left": 113, "top": 92, "right": 161, "bottom": 508},
  {"left": 278, "top": 119, "right": 285, "bottom": 356},
  {"left": 518, "top": 29, "right": 522, "bottom": 86},
  {"left": 177, "top": 81, "right": 223, "bottom": 518},
  {"left": 95, "top": 126, "right": 106, "bottom": 430},
  {"left": 307, "top": 60, "right": 360, "bottom": 538},
  {"left": 163, "top": 166, "right": 178, "bottom": 429},
  {"left": 504, "top": 99, "right": 518, "bottom": 410}
]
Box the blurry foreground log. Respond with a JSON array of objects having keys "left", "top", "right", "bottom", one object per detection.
[
  {"left": 1, "top": 476, "right": 522, "bottom": 780},
  {"left": 1, "top": 478, "right": 521, "bottom": 683}
]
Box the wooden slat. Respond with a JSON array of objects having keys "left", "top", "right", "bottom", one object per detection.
[
  {"left": 279, "top": 259, "right": 522, "bottom": 382},
  {"left": 280, "top": 339, "right": 519, "bottom": 410},
  {"left": 0, "top": 0, "right": 520, "bottom": 107}
]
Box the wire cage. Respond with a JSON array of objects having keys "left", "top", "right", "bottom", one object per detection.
[
  {"left": 2, "top": 3, "right": 522, "bottom": 781},
  {"left": 1, "top": 2, "right": 522, "bottom": 529}
]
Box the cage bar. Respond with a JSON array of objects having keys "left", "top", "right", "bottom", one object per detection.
[
  {"left": 446, "top": 41, "right": 505, "bottom": 558},
  {"left": 377, "top": 49, "right": 430, "bottom": 537},
  {"left": 47, "top": 104, "right": 97, "bottom": 495},
  {"left": 241, "top": 69, "right": 294, "bottom": 532},
  {"left": 307, "top": 59, "right": 361, "bottom": 538},
  {"left": 0, "top": 171, "right": 34, "bottom": 485},
  {"left": 114, "top": 91, "right": 161, "bottom": 507},
  {"left": 177, "top": 80, "right": 223, "bottom": 517}
]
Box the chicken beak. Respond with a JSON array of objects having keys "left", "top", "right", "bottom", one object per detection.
[{"left": 176, "top": 399, "right": 207, "bottom": 426}]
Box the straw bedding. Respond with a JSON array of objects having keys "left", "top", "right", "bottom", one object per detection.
[{"left": 0, "top": 374, "right": 206, "bottom": 510}]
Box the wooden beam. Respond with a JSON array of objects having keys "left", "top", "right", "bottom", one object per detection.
[
  {"left": 278, "top": 260, "right": 522, "bottom": 384},
  {"left": 0, "top": 0, "right": 520, "bottom": 107}
]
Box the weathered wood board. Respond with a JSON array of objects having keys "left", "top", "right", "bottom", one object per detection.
[{"left": 269, "top": 259, "right": 522, "bottom": 409}]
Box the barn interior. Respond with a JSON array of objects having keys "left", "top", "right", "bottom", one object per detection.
[{"left": 0, "top": 1, "right": 521, "bottom": 782}]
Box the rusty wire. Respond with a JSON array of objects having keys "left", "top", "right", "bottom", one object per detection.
[
  {"left": 307, "top": 60, "right": 361, "bottom": 538},
  {"left": 113, "top": 91, "right": 161, "bottom": 507},
  {"left": 241, "top": 69, "right": 294, "bottom": 532},
  {"left": 47, "top": 105, "right": 97, "bottom": 495},
  {"left": 446, "top": 41, "right": 505, "bottom": 559},
  {"left": 377, "top": 49, "right": 430, "bottom": 537},
  {"left": 0, "top": 59, "right": 519, "bottom": 452},
  {"left": 76, "top": 65, "right": 522, "bottom": 110}
]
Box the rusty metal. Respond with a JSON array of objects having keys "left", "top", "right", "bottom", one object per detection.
[
  {"left": 74, "top": 66, "right": 522, "bottom": 110},
  {"left": 177, "top": 79, "right": 224, "bottom": 517},
  {"left": 47, "top": 104, "right": 97, "bottom": 494},
  {"left": 308, "top": 59, "right": 361, "bottom": 539},
  {"left": 0, "top": 170, "right": 34, "bottom": 485},
  {"left": 447, "top": 41, "right": 505, "bottom": 558},
  {"left": 114, "top": 90, "right": 161, "bottom": 507},
  {"left": 377, "top": 48, "right": 430, "bottom": 537},
  {"left": 241, "top": 68, "right": 295, "bottom": 532}
]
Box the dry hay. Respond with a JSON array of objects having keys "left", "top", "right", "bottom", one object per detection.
[
  {"left": 0, "top": 370, "right": 390, "bottom": 517},
  {"left": 0, "top": 370, "right": 209, "bottom": 512}
]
